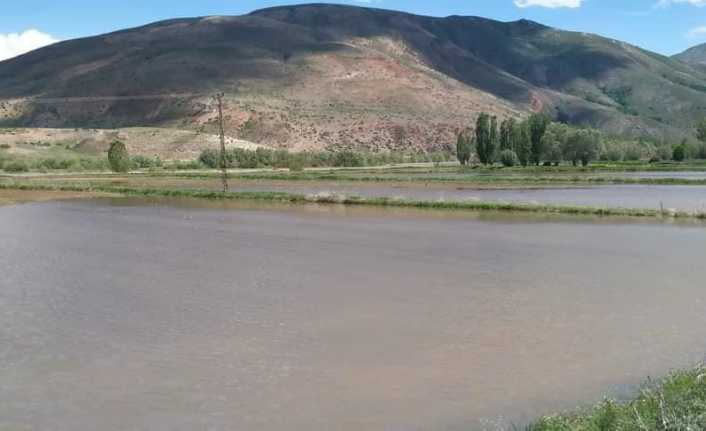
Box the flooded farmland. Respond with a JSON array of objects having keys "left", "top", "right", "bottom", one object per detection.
[{"left": 2, "top": 198, "right": 706, "bottom": 430}]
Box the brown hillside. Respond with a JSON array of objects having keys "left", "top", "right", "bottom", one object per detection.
[{"left": 2, "top": 4, "right": 706, "bottom": 150}]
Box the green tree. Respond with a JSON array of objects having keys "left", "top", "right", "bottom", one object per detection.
[
  {"left": 673, "top": 141, "right": 687, "bottom": 162},
  {"left": 488, "top": 116, "right": 498, "bottom": 164},
  {"left": 107, "top": 140, "right": 130, "bottom": 173},
  {"left": 456, "top": 130, "right": 472, "bottom": 166},
  {"left": 563, "top": 129, "right": 602, "bottom": 166},
  {"left": 500, "top": 118, "right": 514, "bottom": 151},
  {"left": 541, "top": 127, "right": 563, "bottom": 166},
  {"left": 514, "top": 121, "right": 532, "bottom": 167},
  {"left": 528, "top": 113, "right": 551, "bottom": 166},
  {"left": 499, "top": 149, "right": 519, "bottom": 167},
  {"left": 475, "top": 113, "right": 491, "bottom": 165}
]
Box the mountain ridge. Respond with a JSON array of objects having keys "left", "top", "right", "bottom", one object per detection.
[
  {"left": 1, "top": 3, "right": 705, "bottom": 151},
  {"left": 675, "top": 42, "right": 706, "bottom": 69}
]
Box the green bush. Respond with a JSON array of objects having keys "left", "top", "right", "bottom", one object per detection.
[
  {"left": 4, "top": 160, "right": 29, "bottom": 172},
  {"left": 287, "top": 154, "right": 305, "bottom": 172},
  {"left": 36, "top": 158, "right": 76, "bottom": 170},
  {"left": 603, "top": 147, "right": 624, "bottom": 162},
  {"left": 499, "top": 149, "right": 519, "bottom": 167},
  {"left": 108, "top": 140, "right": 130, "bottom": 173},
  {"left": 198, "top": 149, "right": 220, "bottom": 169},
  {"left": 232, "top": 148, "right": 259, "bottom": 168},
  {"left": 171, "top": 160, "right": 204, "bottom": 170},
  {"left": 333, "top": 150, "right": 364, "bottom": 167},
  {"left": 673, "top": 144, "right": 687, "bottom": 162},
  {"left": 623, "top": 143, "right": 642, "bottom": 161},
  {"left": 131, "top": 155, "right": 162, "bottom": 169},
  {"left": 255, "top": 148, "right": 273, "bottom": 166}
]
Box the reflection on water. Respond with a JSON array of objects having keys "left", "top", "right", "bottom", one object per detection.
[
  {"left": 1, "top": 198, "right": 706, "bottom": 431},
  {"left": 227, "top": 183, "right": 706, "bottom": 212},
  {"left": 38, "top": 174, "right": 706, "bottom": 212}
]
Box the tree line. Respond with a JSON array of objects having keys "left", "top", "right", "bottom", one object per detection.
[{"left": 457, "top": 113, "right": 603, "bottom": 167}]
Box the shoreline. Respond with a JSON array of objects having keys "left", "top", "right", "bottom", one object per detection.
[{"left": 2, "top": 182, "right": 705, "bottom": 221}]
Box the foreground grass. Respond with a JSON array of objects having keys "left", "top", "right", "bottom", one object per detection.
[
  {"left": 2, "top": 181, "right": 705, "bottom": 220},
  {"left": 529, "top": 367, "right": 706, "bottom": 431}
]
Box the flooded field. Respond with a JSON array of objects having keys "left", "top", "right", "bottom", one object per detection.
[
  {"left": 2, "top": 198, "right": 706, "bottom": 430},
  {"left": 230, "top": 183, "right": 706, "bottom": 212},
  {"left": 13, "top": 175, "right": 706, "bottom": 212}
]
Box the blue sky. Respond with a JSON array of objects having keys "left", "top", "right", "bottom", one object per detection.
[{"left": 1, "top": 0, "right": 705, "bottom": 61}]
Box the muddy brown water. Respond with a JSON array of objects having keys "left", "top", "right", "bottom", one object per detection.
[
  {"left": 2, "top": 198, "right": 706, "bottom": 430},
  {"left": 19, "top": 175, "right": 706, "bottom": 212},
  {"left": 229, "top": 183, "right": 706, "bottom": 212}
]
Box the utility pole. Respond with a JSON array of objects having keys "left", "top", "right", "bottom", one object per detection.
[{"left": 215, "top": 92, "right": 228, "bottom": 193}]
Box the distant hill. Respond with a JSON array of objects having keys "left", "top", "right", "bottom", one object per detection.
[
  {"left": 1, "top": 3, "right": 705, "bottom": 151},
  {"left": 675, "top": 43, "right": 706, "bottom": 69}
]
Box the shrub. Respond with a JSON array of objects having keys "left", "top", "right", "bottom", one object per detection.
[
  {"left": 232, "top": 148, "right": 259, "bottom": 168},
  {"left": 499, "top": 149, "right": 519, "bottom": 167},
  {"left": 255, "top": 148, "right": 273, "bottom": 166},
  {"left": 198, "top": 149, "right": 220, "bottom": 169},
  {"left": 271, "top": 149, "right": 291, "bottom": 169},
  {"left": 333, "top": 150, "right": 364, "bottom": 167},
  {"left": 604, "top": 147, "right": 624, "bottom": 162},
  {"left": 36, "top": 157, "right": 78, "bottom": 170},
  {"left": 623, "top": 143, "right": 642, "bottom": 161},
  {"left": 287, "top": 154, "right": 305, "bottom": 172},
  {"left": 655, "top": 144, "right": 673, "bottom": 161},
  {"left": 131, "top": 155, "right": 162, "bottom": 169},
  {"left": 171, "top": 160, "right": 204, "bottom": 170},
  {"left": 431, "top": 152, "right": 444, "bottom": 168},
  {"left": 673, "top": 143, "right": 687, "bottom": 162},
  {"left": 107, "top": 140, "right": 130, "bottom": 173},
  {"left": 4, "top": 160, "right": 29, "bottom": 172}
]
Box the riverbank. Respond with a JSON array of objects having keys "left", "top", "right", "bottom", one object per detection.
[
  {"left": 0, "top": 187, "right": 115, "bottom": 206},
  {"left": 528, "top": 366, "right": 706, "bottom": 430}
]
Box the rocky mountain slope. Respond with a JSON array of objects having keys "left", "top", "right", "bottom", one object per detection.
[{"left": 1, "top": 3, "right": 706, "bottom": 151}]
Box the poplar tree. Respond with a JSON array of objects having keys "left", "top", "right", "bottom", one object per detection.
[
  {"left": 475, "top": 113, "right": 491, "bottom": 165},
  {"left": 528, "top": 113, "right": 551, "bottom": 166}
]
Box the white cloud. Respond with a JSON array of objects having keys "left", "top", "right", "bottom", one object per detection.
[
  {"left": 687, "top": 25, "right": 706, "bottom": 38},
  {"left": 514, "top": 0, "right": 582, "bottom": 8},
  {"left": 656, "top": 0, "right": 706, "bottom": 7},
  {"left": 0, "top": 29, "right": 59, "bottom": 62}
]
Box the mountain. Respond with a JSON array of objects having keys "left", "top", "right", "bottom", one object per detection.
[
  {"left": 675, "top": 43, "right": 706, "bottom": 69},
  {"left": 1, "top": 3, "right": 705, "bottom": 151}
]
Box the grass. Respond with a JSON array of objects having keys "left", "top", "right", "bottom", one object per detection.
[
  {"left": 149, "top": 170, "right": 706, "bottom": 187},
  {"left": 528, "top": 366, "right": 706, "bottom": 431},
  {"left": 2, "top": 181, "right": 705, "bottom": 220}
]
